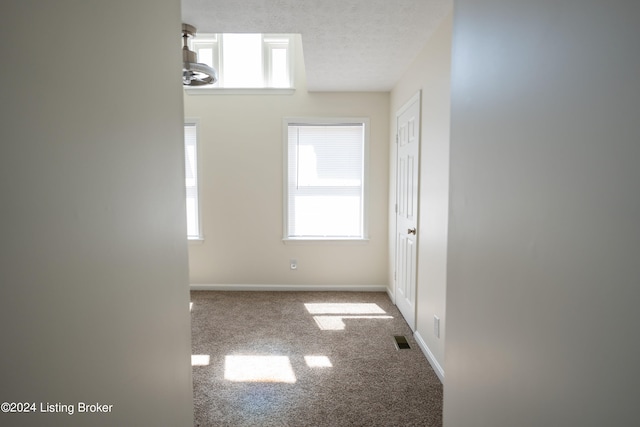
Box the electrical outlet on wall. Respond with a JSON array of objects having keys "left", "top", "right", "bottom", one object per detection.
[
  {"left": 434, "top": 315, "right": 440, "bottom": 338},
  {"left": 290, "top": 259, "right": 297, "bottom": 270}
]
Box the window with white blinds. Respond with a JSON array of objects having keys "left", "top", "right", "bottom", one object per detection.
[
  {"left": 184, "top": 122, "right": 201, "bottom": 239},
  {"left": 285, "top": 118, "right": 369, "bottom": 239}
]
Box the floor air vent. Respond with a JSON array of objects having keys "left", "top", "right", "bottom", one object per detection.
[{"left": 394, "top": 335, "right": 411, "bottom": 350}]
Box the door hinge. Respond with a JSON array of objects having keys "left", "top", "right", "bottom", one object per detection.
[
  {"left": 395, "top": 134, "right": 398, "bottom": 144},
  {"left": 394, "top": 271, "right": 396, "bottom": 281},
  {"left": 395, "top": 203, "right": 398, "bottom": 213}
]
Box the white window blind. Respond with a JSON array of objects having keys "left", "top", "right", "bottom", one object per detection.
[
  {"left": 286, "top": 121, "right": 366, "bottom": 239},
  {"left": 184, "top": 123, "right": 200, "bottom": 239}
]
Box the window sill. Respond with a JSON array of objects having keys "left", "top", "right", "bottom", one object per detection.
[
  {"left": 282, "top": 238, "right": 370, "bottom": 245},
  {"left": 188, "top": 237, "right": 204, "bottom": 244},
  {"left": 184, "top": 87, "right": 295, "bottom": 96}
]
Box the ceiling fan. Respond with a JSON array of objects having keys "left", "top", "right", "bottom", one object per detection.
[{"left": 182, "top": 23, "right": 217, "bottom": 86}]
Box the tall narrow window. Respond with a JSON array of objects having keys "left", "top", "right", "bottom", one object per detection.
[
  {"left": 184, "top": 122, "right": 201, "bottom": 239},
  {"left": 264, "top": 35, "right": 291, "bottom": 88},
  {"left": 284, "top": 118, "right": 369, "bottom": 240}
]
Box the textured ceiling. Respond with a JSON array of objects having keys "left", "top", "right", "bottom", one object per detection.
[{"left": 181, "top": 0, "right": 452, "bottom": 92}]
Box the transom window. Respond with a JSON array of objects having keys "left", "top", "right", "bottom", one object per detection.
[
  {"left": 190, "top": 33, "right": 293, "bottom": 89},
  {"left": 284, "top": 118, "right": 369, "bottom": 240}
]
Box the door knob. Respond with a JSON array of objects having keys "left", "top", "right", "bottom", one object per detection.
[{"left": 408, "top": 227, "right": 417, "bottom": 235}]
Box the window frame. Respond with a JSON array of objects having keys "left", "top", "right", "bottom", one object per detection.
[
  {"left": 282, "top": 117, "right": 370, "bottom": 243},
  {"left": 185, "top": 33, "right": 295, "bottom": 93},
  {"left": 263, "top": 34, "right": 292, "bottom": 88},
  {"left": 184, "top": 119, "right": 203, "bottom": 241},
  {"left": 190, "top": 34, "right": 219, "bottom": 84}
]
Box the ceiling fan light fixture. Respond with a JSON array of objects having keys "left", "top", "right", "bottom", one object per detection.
[{"left": 182, "top": 23, "right": 217, "bottom": 86}]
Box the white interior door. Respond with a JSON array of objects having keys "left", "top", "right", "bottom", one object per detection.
[{"left": 395, "top": 92, "right": 421, "bottom": 331}]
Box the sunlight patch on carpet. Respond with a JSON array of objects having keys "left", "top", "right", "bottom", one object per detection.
[
  {"left": 304, "top": 303, "right": 386, "bottom": 315},
  {"left": 313, "top": 315, "right": 394, "bottom": 330},
  {"left": 304, "top": 355, "right": 333, "bottom": 368},
  {"left": 225, "top": 355, "right": 297, "bottom": 383},
  {"left": 192, "top": 354, "right": 210, "bottom": 366}
]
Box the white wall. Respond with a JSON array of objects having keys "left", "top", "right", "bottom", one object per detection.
[
  {"left": 0, "top": 1, "right": 193, "bottom": 426},
  {"left": 445, "top": 1, "right": 640, "bottom": 426},
  {"left": 389, "top": 13, "right": 452, "bottom": 379},
  {"left": 185, "top": 37, "right": 390, "bottom": 287}
]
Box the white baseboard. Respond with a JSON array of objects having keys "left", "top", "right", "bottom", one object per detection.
[
  {"left": 414, "top": 331, "right": 445, "bottom": 384},
  {"left": 190, "top": 284, "right": 388, "bottom": 292},
  {"left": 386, "top": 286, "right": 395, "bottom": 303}
]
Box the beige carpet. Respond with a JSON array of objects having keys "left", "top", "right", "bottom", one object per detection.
[{"left": 191, "top": 291, "right": 442, "bottom": 427}]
